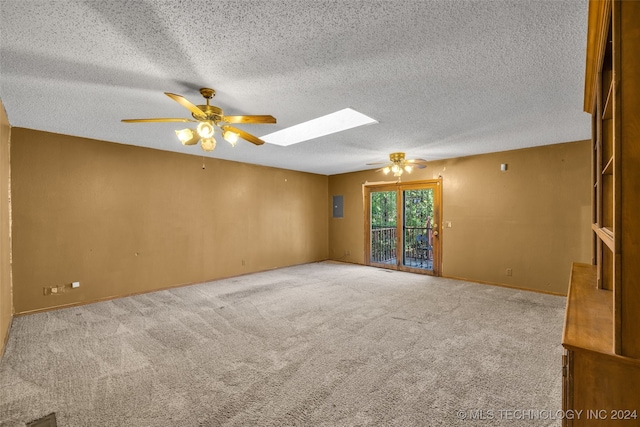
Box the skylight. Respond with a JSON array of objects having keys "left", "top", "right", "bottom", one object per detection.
[{"left": 261, "top": 108, "right": 378, "bottom": 146}]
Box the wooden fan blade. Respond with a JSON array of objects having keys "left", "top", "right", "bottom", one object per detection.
[
  {"left": 121, "top": 118, "right": 196, "bottom": 123},
  {"left": 406, "top": 159, "right": 428, "bottom": 169},
  {"left": 366, "top": 161, "right": 390, "bottom": 165},
  {"left": 224, "top": 125, "right": 265, "bottom": 146},
  {"left": 222, "top": 115, "right": 276, "bottom": 124},
  {"left": 165, "top": 92, "right": 206, "bottom": 118}
]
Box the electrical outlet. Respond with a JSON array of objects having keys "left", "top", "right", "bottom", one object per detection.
[
  {"left": 44, "top": 282, "right": 79, "bottom": 295},
  {"left": 506, "top": 268, "right": 513, "bottom": 276},
  {"left": 345, "top": 250, "right": 351, "bottom": 256}
]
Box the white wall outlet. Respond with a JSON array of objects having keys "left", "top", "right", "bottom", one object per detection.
[{"left": 72, "top": 281, "right": 80, "bottom": 288}]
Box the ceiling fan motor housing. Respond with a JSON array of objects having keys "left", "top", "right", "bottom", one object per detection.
[
  {"left": 193, "top": 105, "right": 223, "bottom": 122},
  {"left": 389, "top": 152, "right": 406, "bottom": 163}
]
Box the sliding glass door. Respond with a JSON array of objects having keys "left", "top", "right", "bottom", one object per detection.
[{"left": 365, "top": 180, "right": 441, "bottom": 276}]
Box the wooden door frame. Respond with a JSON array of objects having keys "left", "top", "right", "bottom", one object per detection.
[{"left": 364, "top": 179, "right": 442, "bottom": 276}]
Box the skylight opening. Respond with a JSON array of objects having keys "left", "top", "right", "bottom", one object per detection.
[{"left": 262, "top": 108, "right": 378, "bottom": 146}]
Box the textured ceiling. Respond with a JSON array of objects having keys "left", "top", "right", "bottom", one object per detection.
[{"left": 0, "top": 0, "right": 590, "bottom": 175}]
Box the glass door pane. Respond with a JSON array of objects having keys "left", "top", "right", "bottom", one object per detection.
[
  {"left": 402, "top": 188, "right": 434, "bottom": 272},
  {"left": 370, "top": 190, "right": 397, "bottom": 265}
]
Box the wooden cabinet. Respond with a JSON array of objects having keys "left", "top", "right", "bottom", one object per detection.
[
  {"left": 562, "top": 264, "right": 640, "bottom": 426},
  {"left": 562, "top": 0, "right": 640, "bottom": 424}
]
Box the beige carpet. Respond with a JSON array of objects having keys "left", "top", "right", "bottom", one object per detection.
[{"left": 0, "top": 261, "right": 565, "bottom": 426}]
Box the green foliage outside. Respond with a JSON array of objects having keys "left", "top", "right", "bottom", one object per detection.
[
  {"left": 371, "top": 189, "right": 433, "bottom": 228},
  {"left": 371, "top": 191, "right": 396, "bottom": 228},
  {"left": 370, "top": 188, "right": 434, "bottom": 264},
  {"left": 403, "top": 189, "right": 434, "bottom": 227}
]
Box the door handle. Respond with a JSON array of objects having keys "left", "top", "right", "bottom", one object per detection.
[{"left": 433, "top": 230, "right": 439, "bottom": 237}]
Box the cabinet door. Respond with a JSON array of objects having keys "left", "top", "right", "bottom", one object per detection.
[{"left": 562, "top": 349, "right": 574, "bottom": 427}]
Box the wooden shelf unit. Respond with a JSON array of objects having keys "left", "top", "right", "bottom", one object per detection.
[
  {"left": 602, "top": 81, "right": 613, "bottom": 120},
  {"left": 562, "top": 1, "right": 640, "bottom": 424},
  {"left": 562, "top": 265, "right": 640, "bottom": 427},
  {"left": 602, "top": 156, "right": 613, "bottom": 175},
  {"left": 563, "top": 264, "right": 612, "bottom": 355},
  {"left": 591, "top": 224, "right": 614, "bottom": 252}
]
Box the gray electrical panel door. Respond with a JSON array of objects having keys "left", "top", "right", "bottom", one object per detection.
[{"left": 333, "top": 195, "right": 344, "bottom": 218}]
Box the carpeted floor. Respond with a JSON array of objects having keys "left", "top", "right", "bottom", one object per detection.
[{"left": 0, "top": 261, "right": 566, "bottom": 426}]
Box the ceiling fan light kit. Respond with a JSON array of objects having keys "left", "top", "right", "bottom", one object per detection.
[
  {"left": 200, "top": 137, "right": 216, "bottom": 152},
  {"left": 175, "top": 128, "right": 199, "bottom": 146},
  {"left": 122, "top": 88, "right": 276, "bottom": 153},
  {"left": 196, "top": 121, "right": 215, "bottom": 139},
  {"left": 221, "top": 127, "right": 239, "bottom": 147},
  {"left": 368, "top": 152, "right": 428, "bottom": 179}
]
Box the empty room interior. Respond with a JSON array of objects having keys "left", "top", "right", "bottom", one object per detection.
[{"left": 1, "top": 0, "right": 639, "bottom": 426}]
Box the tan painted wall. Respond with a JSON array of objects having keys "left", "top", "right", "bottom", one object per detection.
[
  {"left": 0, "top": 99, "right": 12, "bottom": 357},
  {"left": 329, "top": 140, "right": 592, "bottom": 295},
  {"left": 11, "top": 128, "right": 328, "bottom": 314}
]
